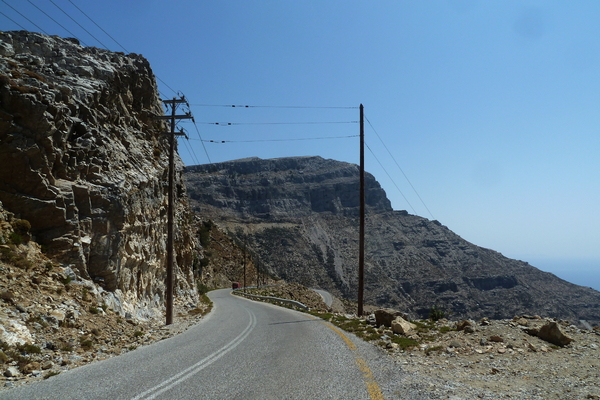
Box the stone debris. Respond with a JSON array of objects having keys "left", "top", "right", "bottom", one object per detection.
[
  {"left": 367, "top": 312, "right": 600, "bottom": 399},
  {"left": 536, "top": 321, "right": 574, "bottom": 346},
  {"left": 391, "top": 317, "right": 417, "bottom": 335}
]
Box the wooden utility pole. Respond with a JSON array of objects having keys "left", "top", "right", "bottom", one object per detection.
[
  {"left": 358, "top": 104, "right": 365, "bottom": 316},
  {"left": 243, "top": 235, "right": 247, "bottom": 293},
  {"left": 157, "top": 97, "right": 192, "bottom": 325}
]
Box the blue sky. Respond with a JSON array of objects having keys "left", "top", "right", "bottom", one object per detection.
[{"left": 2, "top": 1, "right": 599, "bottom": 290}]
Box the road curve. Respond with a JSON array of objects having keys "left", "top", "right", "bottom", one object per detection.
[
  {"left": 2, "top": 289, "right": 402, "bottom": 399},
  {"left": 312, "top": 288, "right": 334, "bottom": 308}
]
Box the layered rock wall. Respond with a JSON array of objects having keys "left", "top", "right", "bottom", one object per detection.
[{"left": 0, "top": 31, "right": 198, "bottom": 318}]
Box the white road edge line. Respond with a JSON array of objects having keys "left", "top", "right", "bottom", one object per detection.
[{"left": 131, "top": 309, "right": 257, "bottom": 400}]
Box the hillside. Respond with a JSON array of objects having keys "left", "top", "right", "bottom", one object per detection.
[{"left": 185, "top": 156, "right": 600, "bottom": 326}]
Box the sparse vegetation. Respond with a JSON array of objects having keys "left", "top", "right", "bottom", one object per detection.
[
  {"left": 18, "top": 343, "right": 41, "bottom": 354},
  {"left": 79, "top": 337, "right": 94, "bottom": 350},
  {"left": 9, "top": 232, "right": 24, "bottom": 246},
  {"left": 429, "top": 305, "right": 446, "bottom": 322},
  {"left": 11, "top": 219, "right": 31, "bottom": 236},
  {"left": 23, "top": 70, "right": 46, "bottom": 82},
  {"left": 88, "top": 306, "right": 99, "bottom": 314},
  {"left": 0, "top": 289, "right": 14, "bottom": 302},
  {"left": 198, "top": 220, "right": 213, "bottom": 247},
  {"left": 44, "top": 370, "right": 60, "bottom": 379},
  {"left": 197, "top": 282, "right": 210, "bottom": 296},
  {"left": 60, "top": 343, "right": 74, "bottom": 352},
  {"left": 424, "top": 345, "right": 444, "bottom": 355}
]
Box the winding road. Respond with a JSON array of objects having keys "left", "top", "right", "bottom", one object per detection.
[{"left": 2, "top": 289, "right": 417, "bottom": 399}]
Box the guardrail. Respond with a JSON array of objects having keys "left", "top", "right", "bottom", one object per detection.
[{"left": 233, "top": 288, "right": 310, "bottom": 311}]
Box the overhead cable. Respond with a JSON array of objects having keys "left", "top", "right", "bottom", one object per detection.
[
  {"left": 190, "top": 104, "right": 358, "bottom": 109},
  {"left": 192, "top": 122, "right": 212, "bottom": 164},
  {"left": 197, "top": 121, "right": 358, "bottom": 126},
  {"left": 200, "top": 135, "right": 358, "bottom": 143},
  {"left": 67, "top": 0, "right": 129, "bottom": 53},
  {"left": 49, "top": 0, "right": 110, "bottom": 49},
  {"left": 365, "top": 141, "right": 418, "bottom": 215},
  {"left": 26, "top": 0, "right": 82, "bottom": 43},
  {"left": 0, "top": 10, "right": 27, "bottom": 30},
  {"left": 1, "top": 0, "right": 50, "bottom": 35},
  {"left": 365, "top": 115, "right": 435, "bottom": 220},
  {"left": 66, "top": 0, "right": 178, "bottom": 96}
]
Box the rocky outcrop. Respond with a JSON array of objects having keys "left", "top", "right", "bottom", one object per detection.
[
  {"left": 185, "top": 156, "right": 600, "bottom": 326},
  {"left": 0, "top": 31, "right": 198, "bottom": 318}
]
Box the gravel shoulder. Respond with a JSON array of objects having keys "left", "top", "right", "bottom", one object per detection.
[{"left": 370, "top": 316, "right": 600, "bottom": 399}]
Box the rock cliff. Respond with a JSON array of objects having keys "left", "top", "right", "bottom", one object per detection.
[
  {"left": 0, "top": 31, "right": 198, "bottom": 319},
  {"left": 185, "top": 156, "right": 600, "bottom": 326}
]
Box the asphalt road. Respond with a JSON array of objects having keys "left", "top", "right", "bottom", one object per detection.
[
  {"left": 2, "top": 289, "right": 404, "bottom": 400},
  {"left": 312, "top": 289, "right": 334, "bottom": 308}
]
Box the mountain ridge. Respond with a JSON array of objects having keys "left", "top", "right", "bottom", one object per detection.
[{"left": 185, "top": 156, "right": 600, "bottom": 326}]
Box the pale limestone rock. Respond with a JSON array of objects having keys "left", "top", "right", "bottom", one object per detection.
[
  {"left": 0, "top": 318, "right": 33, "bottom": 346},
  {"left": 392, "top": 317, "right": 417, "bottom": 335}
]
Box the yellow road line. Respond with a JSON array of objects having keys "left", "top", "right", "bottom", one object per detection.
[{"left": 309, "top": 316, "right": 385, "bottom": 400}]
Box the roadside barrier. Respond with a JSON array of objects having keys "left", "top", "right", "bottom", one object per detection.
[{"left": 233, "top": 288, "right": 310, "bottom": 311}]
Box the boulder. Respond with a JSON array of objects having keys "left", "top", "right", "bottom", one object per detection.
[
  {"left": 537, "top": 321, "right": 574, "bottom": 346},
  {"left": 375, "top": 308, "right": 406, "bottom": 328},
  {"left": 21, "top": 362, "right": 40, "bottom": 374},
  {"left": 4, "top": 366, "right": 20, "bottom": 377},
  {"left": 456, "top": 320, "right": 472, "bottom": 331},
  {"left": 391, "top": 317, "right": 417, "bottom": 335}
]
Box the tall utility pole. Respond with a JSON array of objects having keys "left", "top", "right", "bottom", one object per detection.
[
  {"left": 243, "top": 235, "right": 247, "bottom": 293},
  {"left": 157, "top": 96, "right": 193, "bottom": 325},
  {"left": 358, "top": 104, "right": 365, "bottom": 316}
]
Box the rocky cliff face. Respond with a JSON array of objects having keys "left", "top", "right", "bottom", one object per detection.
[
  {"left": 0, "top": 31, "right": 198, "bottom": 319},
  {"left": 185, "top": 156, "right": 600, "bottom": 326}
]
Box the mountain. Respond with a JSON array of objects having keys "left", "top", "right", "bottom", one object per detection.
[
  {"left": 185, "top": 156, "right": 600, "bottom": 326},
  {"left": 0, "top": 31, "right": 198, "bottom": 318}
]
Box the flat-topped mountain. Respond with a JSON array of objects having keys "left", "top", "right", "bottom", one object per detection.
[{"left": 186, "top": 156, "right": 600, "bottom": 326}]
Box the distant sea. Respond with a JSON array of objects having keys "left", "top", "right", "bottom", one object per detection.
[{"left": 528, "top": 258, "right": 600, "bottom": 293}]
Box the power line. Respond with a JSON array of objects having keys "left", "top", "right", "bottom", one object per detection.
[
  {"left": 66, "top": 0, "right": 129, "bottom": 52},
  {"left": 1, "top": 0, "right": 50, "bottom": 35},
  {"left": 26, "top": 0, "right": 83, "bottom": 44},
  {"left": 156, "top": 77, "right": 179, "bottom": 97},
  {"left": 67, "top": 0, "right": 178, "bottom": 96},
  {"left": 192, "top": 121, "right": 212, "bottom": 164},
  {"left": 4, "top": 0, "right": 180, "bottom": 97},
  {"left": 197, "top": 121, "right": 358, "bottom": 126},
  {"left": 190, "top": 104, "right": 358, "bottom": 109},
  {"left": 365, "top": 115, "right": 436, "bottom": 220},
  {"left": 180, "top": 136, "right": 201, "bottom": 166},
  {"left": 200, "top": 135, "right": 358, "bottom": 143},
  {"left": 0, "top": 10, "right": 27, "bottom": 30},
  {"left": 49, "top": 0, "right": 109, "bottom": 49},
  {"left": 365, "top": 142, "right": 418, "bottom": 215}
]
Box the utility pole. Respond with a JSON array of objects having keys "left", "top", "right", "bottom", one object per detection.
[
  {"left": 243, "top": 235, "right": 247, "bottom": 293},
  {"left": 157, "top": 96, "right": 193, "bottom": 325},
  {"left": 358, "top": 104, "right": 365, "bottom": 316}
]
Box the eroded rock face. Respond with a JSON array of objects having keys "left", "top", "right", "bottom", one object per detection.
[{"left": 0, "top": 31, "right": 198, "bottom": 317}]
